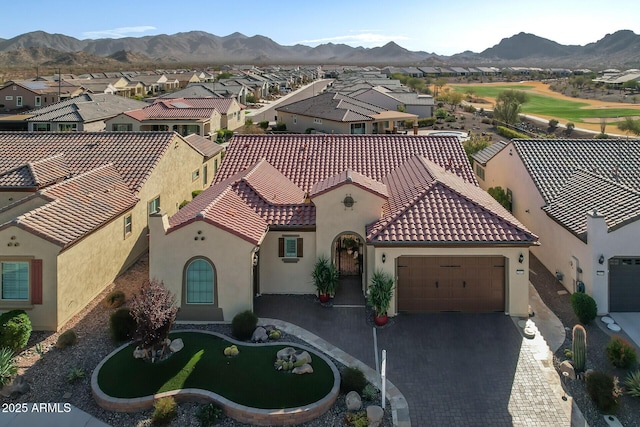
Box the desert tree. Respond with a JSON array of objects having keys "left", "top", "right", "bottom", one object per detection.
[
  {"left": 440, "top": 90, "right": 464, "bottom": 112},
  {"left": 493, "top": 90, "right": 528, "bottom": 125},
  {"left": 129, "top": 279, "right": 178, "bottom": 360},
  {"left": 617, "top": 117, "right": 640, "bottom": 137}
]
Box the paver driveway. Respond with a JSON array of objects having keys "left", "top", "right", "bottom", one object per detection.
[{"left": 254, "top": 295, "right": 570, "bottom": 426}]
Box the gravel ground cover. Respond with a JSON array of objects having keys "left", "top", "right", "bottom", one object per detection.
[
  {"left": 530, "top": 255, "right": 640, "bottom": 427},
  {"left": 8, "top": 255, "right": 391, "bottom": 427}
]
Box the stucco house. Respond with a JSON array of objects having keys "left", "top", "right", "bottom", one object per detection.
[
  {"left": 105, "top": 98, "right": 228, "bottom": 138},
  {"left": 473, "top": 138, "right": 640, "bottom": 313},
  {"left": 149, "top": 134, "right": 537, "bottom": 323},
  {"left": 275, "top": 92, "right": 418, "bottom": 134},
  {"left": 155, "top": 97, "right": 246, "bottom": 130},
  {"left": 0, "top": 131, "right": 222, "bottom": 330},
  {"left": 0, "top": 80, "right": 84, "bottom": 112}
]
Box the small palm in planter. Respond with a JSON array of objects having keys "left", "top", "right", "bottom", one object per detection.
[
  {"left": 367, "top": 270, "right": 394, "bottom": 326},
  {"left": 311, "top": 255, "right": 339, "bottom": 303}
]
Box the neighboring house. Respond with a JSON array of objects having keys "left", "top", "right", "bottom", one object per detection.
[
  {"left": 20, "top": 93, "right": 148, "bottom": 132},
  {"left": 149, "top": 134, "right": 537, "bottom": 323},
  {"left": 156, "top": 97, "right": 245, "bottom": 130},
  {"left": 0, "top": 81, "right": 84, "bottom": 112},
  {"left": 473, "top": 138, "right": 640, "bottom": 313},
  {"left": 105, "top": 98, "right": 225, "bottom": 137},
  {"left": 275, "top": 92, "right": 418, "bottom": 134},
  {"left": 353, "top": 88, "right": 434, "bottom": 118},
  {"left": 0, "top": 131, "right": 221, "bottom": 330},
  {"left": 161, "top": 83, "right": 249, "bottom": 106}
]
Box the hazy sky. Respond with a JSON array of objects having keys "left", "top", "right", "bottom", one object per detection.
[{"left": 3, "top": 0, "right": 639, "bottom": 55}]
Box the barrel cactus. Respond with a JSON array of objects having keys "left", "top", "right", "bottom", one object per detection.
[{"left": 572, "top": 324, "right": 587, "bottom": 373}]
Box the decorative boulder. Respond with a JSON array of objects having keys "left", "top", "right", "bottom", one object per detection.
[
  {"left": 169, "top": 338, "right": 184, "bottom": 353},
  {"left": 292, "top": 363, "right": 313, "bottom": 374},
  {"left": 293, "top": 350, "right": 312, "bottom": 365},
  {"left": 559, "top": 360, "right": 576, "bottom": 380},
  {"left": 133, "top": 347, "right": 146, "bottom": 359},
  {"left": 264, "top": 325, "right": 276, "bottom": 333},
  {"left": 345, "top": 390, "right": 362, "bottom": 411},
  {"left": 277, "top": 347, "right": 296, "bottom": 360},
  {"left": 0, "top": 375, "right": 30, "bottom": 397},
  {"left": 367, "top": 405, "right": 384, "bottom": 427},
  {"left": 251, "top": 326, "right": 268, "bottom": 343}
]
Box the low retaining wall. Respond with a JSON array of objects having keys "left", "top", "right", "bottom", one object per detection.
[{"left": 91, "top": 330, "right": 340, "bottom": 426}]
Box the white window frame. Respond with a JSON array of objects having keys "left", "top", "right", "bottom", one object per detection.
[
  {"left": 284, "top": 237, "right": 298, "bottom": 258},
  {"left": 35, "top": 96, "right": 41, "bottom": 107},
  {"left": 16, "top": 96, "right": 22, "bottom": 107},
  {"left": 148, "top": 196, "right": 160, "bottom": 215},
  {"left": 1, "top": 261, "right": 29, "bottom": 301},
  {"left": 192, "top": 168, "right": 200, "bottom": 181},
  {"left": 5, "top": 96, "right": 13, "bottom": 101},
  {"left": 314, "top": 118, "right": 322, "bottom": 124},
  {"left": 124, "top": 214, "right": 132, "bottom": 237}
]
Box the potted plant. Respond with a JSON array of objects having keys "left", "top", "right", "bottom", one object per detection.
[
  {"left": 311, "top": 255, "right": 339, "bottom": 303},
  {"left": 343, "top": 237, "right": 356, "bottom": 254},
  {"left": 367, "top": 270, "right": 394, "bottom": 326}
]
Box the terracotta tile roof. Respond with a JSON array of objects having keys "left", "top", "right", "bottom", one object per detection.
[
  {"left": 0, "top": 164, "right": 138, "bottom": 248},
  {"left": 367, "top": 157, "right": 537, "bottom": 244},
  {"left": 513, "top": 138, "right": 640, "bottom": 203},
  {"left": 124, "top": 100, "right": 217, "bottom": 121},
  {"left": 0, "top": 131, "right": 176, "bottom": 194},
  {"left": 182, "top": 134, "right": 224, "bottom": 159},
  {"left": 542, "top": 169, "right": 640, "bottom": 240},
  {"left": 0, "top": 154, "right": 72, "bottom": 189},
  {"left": 154, "top": 98, "right": 240, "bottom": 114},
  {"left": 216, "top": 134, "right": 475, "bottom": 192},
  {"left": 241, "top": 159, "right": 306, "bottom": 205},
  {"left": 311, "top": 169, "right": 388, "bottom": 199}
]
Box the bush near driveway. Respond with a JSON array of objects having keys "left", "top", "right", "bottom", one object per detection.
[
  {"left": 570, "top": 292, "right": 597, "bottom": 324},
  {"left": 606, "top": 336, "right": 638, "bottom": 369},
  {"left": 0, "top": 310, "right": 32, "bottom": 352}
]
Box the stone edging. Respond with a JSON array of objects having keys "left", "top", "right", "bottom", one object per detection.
[
  {"left": 91, "top": 329, "right": 340, "bottom": 426},
  {"left": 260, "top": 318, "right": 411, "bottom": 427}
]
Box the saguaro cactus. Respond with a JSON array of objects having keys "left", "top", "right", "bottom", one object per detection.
[{"left": 572, "top": 324, "right": 587, "bottom": 373}]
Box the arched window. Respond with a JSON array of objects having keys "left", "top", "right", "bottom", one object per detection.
[{"left": 185, "top": 258, "right": 214, "bottom": 304}]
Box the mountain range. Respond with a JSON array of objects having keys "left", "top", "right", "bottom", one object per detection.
[{"left": 1, "top": 30, "right": 639, "bottom": 69}]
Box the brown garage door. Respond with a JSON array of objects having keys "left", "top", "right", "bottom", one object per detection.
[{"left": 397, "top": 256, "right": 505, "bottom": 312}]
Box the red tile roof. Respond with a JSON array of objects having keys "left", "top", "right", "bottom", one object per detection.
[
  {"left": 367, "top": 157, "right": 537, "bottom": 244},
  {"left": 156, "top": 98, "right": 240, "bottom": 114},
  {"left": 174, "top": 134, "right": 536, "bottom": 246},
  {"left": 0, "top": 154, "right": 72, "bottom": 189},
  {"left": 183, "top": 134, "right": 224, "bottom": 159},
  {"left": 0, "top": 132, "right": 177, "bottom": 195},
  {"left": 0, "top": 164, "right": 138, "bottom": 248}
]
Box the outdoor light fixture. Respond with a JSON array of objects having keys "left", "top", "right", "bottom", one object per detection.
[
  {"left": 599, "top": 254, "right": 605, "bottom": 264},
  {"left": 518, "top": 253, "right": 524, "bottom": 263},
  {"left": 381, "top": 253, "right": 386, "bottom": 263}
]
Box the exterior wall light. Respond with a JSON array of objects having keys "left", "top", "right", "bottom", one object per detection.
[
  {"left": 598, "top": 254, "right": 605, "bottom": 264},
  {"left": 518, "top": 253, "right": 524, "bottom": 263},
  {"left": 381, "top": 253, "right": 386, "bottom": 263}
]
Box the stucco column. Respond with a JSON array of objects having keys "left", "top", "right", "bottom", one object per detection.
[{"left": 586, "top": 209, "right": 608, "bottom": 314}]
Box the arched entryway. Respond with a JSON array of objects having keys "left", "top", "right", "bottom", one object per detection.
[{"left": 332, "top": 232, "right": 365, "bottom": 305}]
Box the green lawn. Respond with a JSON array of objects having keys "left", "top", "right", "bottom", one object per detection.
[
  {"left": 452, "top": 85, "right": 640, "bottom": 124},
  {"left": 97, "top": 332, "right": 335, "bottom": 409}
]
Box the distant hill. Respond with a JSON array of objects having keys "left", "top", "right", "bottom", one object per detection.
[{"left": 1, "top": 29, "right": 640, "bottom": 69}]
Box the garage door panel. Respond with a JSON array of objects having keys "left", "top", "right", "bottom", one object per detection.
[
  {"left": 609, "top": 258, "right": 640, "bottom": 312},
  {"left": 397, "top": 256, "right": 505, "bottom": 313}
]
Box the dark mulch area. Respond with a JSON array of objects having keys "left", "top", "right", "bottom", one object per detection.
[{"left": 529, "top": 255, "right": 640, "bottom": 427}]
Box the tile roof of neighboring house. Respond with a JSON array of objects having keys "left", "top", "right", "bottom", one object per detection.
[
  {"left": 2, "top": 80, "right": 81, "bottom": 96},
  {"left": 0, "top": 154, "right": 73, "bottom": 189},
  {"left": 471, "top": 140, "right": 509, "bottom": 165},
  {"left": 311, "top": 169, "right": 388, "bottom": 199},
  {"left": 366, "top": 157, "right": 536, "bottom": 244},
  {"left": 0, "top": 164, "right": 138, "bottom": 248},
  {"left": 0, "top": 131, "right": 177, "bottom": 194},
  {"left": 123, "top": 100, "right": 219, "bottom": 121},
  {"left": 182, "top": 134, "right": 224, "bottom": 159},
  {"left": 513, "top": 138, "right": 640, "bottom": 203},
  {"left": 181, "top": 134, "right": 537, "bottom": 245},
  {"left": 542, "top": 170, "right": 640, "bottom": 240},
  {"left": 152, "top": 97, "right": 241, "bottom": 115},
  {"left": 25, "top": 93, "right": 148, "bottom": 123},
  {"left": 276, "top": 92, "right": 390, "bottom": 123}
]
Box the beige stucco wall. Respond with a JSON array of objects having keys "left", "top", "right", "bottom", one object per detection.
[
  {"left": 0, "top": 193, "right": 43, "bottom": 217},
  {"left": 223, "top": 100, "right": 245, "bottom": 130},
  {"left": 312, "top": 184, "right": 386, "bottom": 288},
  {"left": 259, "top": 231, "right": 317, "bottom": 294},
  {"left": 277, "top": 111, "right": 355, "bottom": 134},
  {"left": 149, "top": 216, "right": 255, "bottom": 321},
  {"left": 106, "top": 113, "right": 222, "bottom": 135},
  {"left": 0, "top": 227, "right": 60, "bottom": 330},
  {"left": 369, "top": 245, "right": 530, "bottom": 317},
  {"left": 83, "top": 120, "right": 106, "bottom": 132}
]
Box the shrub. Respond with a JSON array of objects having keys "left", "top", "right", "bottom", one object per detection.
[
  {"left": 341, "top": 366, "right": 367, "bottom": 394},
  {"left": 548, "top": 119, "right": 559, "bottom": 129},
  {"left": 130, "top": 279, "right": 178, "bottom": 354},
  {"left": 152, "top": 396, "right": 177, "bottom": 426},
  {"left": 594, "top": 133, "right": 609, "bottom": 139},
  {"left": 444, "top": 115, "right": 456, "bottom": 122},
  {"left": 0, "top": 347, "right": 17, "bottom": 386},
  {"left": 570, "top": 292, "right": 597, "bottom": 324},
  {"left": 258, "top": 120, "right": 269, "bottom": 130},
  {"left": 403, "top": 120, "right": 415, "bottom": 128},
  {"left": 463, "top": 104, "right": 476, "bottom": 113},
  {"left": 231, "top": 310, "right": 258, "bottom": 341},
  {"left": 104, "top": 290, "right": 126, "bottom": 309},
  {"left": 0, "top": 310, "right": 32, "bottom": 352},
  {"left": 481, "top": 118, "right": 492, "bottom": 125},
  {"left": 434, "top": 108, "right": 448, "bottom": 119},
  {"left": 304, "top": 128, "right": 315, "bottom": 134},
  {"left": 566, "top": 122, "right": 575, "bottom": 133},
  {"left": 606, "top": 336, "right": 638, "bottom": 369},
  {"left": 110, "top": 308, "right": 137, "bottom": 342},
  {"left": 496, "top": 126, "right": 530, "bottom": 139},
  {"left": 196, "top": 402, "right": 223, "bottom": 426},
  {"left": 586, "top": 371, "right": 619, "bottom": 413},
  {"left": 274, "top": 122, "right": 287, "bottom": 131},
  {"left": 66, "top": 367, "right": 85, "bottom": 383},
  {"left": 191, "top": 190, "right": 202, "bottom": 199},
  {"left": 178, "top": 200, "right": 189, "bottom": 209},
  {"left": 345, "top": 411, "right": 369, "bottom": 427},
  {"left": 625, "top": 370, "right": 640, "bottom": 397},
  {"left": 362, "top": 383, "right": 379, "bottom": 401},
  {"left": 417, "top": 118, "right": 436, "bottom": 127},
  {"left": 56, "top": 329, "right": 78, "bottom": 349}
]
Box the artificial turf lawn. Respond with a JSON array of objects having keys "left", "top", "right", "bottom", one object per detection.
[
  {"left": 452, "top": 84, "right": 640, "bottom": 124},
  {"left": 97, "top": 332, "right": 335, "bottom": 409}
]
